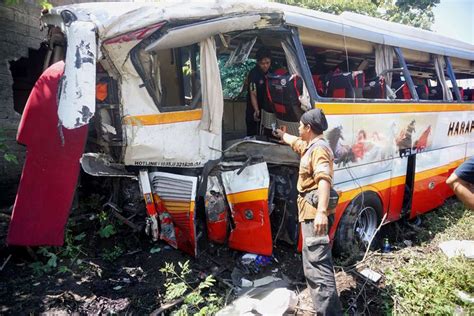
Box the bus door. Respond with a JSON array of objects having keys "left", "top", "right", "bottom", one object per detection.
[{"left": 221, "top": 162, "right": 273, "bottom": 256}]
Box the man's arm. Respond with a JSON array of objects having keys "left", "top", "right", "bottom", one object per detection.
[
  {"left": 314, "top": 178, "right": 330, "bottom": 235},
  {"left": 249, "top": 85, "right": 260, "bottom": 120},
  {"left": 446, "top": 173, "right": 474, "bottom": 210},
  {"left": 274, "top": 129, "right": 297, "bottom": 145}
]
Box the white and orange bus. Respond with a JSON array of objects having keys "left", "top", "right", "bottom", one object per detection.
[{"left": 11, "top": 1, "right": 473, "bottom": 257}]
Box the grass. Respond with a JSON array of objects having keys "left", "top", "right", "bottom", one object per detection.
[{"left": 373, "top": 202, "right": 474, "bottom": 315}]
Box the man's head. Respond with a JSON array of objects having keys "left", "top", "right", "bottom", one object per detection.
[
  {"left": 299, "top": 108, "right": 328, "bottom": 140},
  {"left": 256, "top": 47, "right": 272, "bottom": 73}
]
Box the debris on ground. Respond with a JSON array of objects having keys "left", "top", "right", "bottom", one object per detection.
[
  {"left": 438, "top": 240, "right": 474, "bottom": 259},
  {"left": 0, "top": 200, "right": 472, "bottom": 314},
  {"left": 358, "top": 268, "right": 382, "bottom": 283}
]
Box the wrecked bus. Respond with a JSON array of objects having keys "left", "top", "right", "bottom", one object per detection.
[{"left": 8, "top": 1, "right": 474, "bottom": 258}]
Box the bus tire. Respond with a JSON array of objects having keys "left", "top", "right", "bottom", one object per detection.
[{"left": 333, "top": 192, "right": 382, "bottom": 262}]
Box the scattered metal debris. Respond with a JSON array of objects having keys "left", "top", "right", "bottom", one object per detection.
[{"left": 0, "top": 254, "right": 12, "bottom": 271}]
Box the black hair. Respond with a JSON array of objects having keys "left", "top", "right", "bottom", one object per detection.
[
  {"left": 256, "top": 47, "right": 272, "bottom": 62},
  {"left": 300, "top": 108, "right": 328, "bottom": 135}
]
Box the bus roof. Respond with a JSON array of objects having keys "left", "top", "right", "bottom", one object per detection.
[{"left": 42, "top": 0, "right": 474, "bottom": 61}]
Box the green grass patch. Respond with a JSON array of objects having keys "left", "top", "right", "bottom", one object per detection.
[{"left": 382, "top": 202, "right": 474, "bottom": 315}]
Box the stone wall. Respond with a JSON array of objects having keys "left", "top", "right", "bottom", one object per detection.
[{"left": 0, "top": 1, "right": 45, "bottom": 206}]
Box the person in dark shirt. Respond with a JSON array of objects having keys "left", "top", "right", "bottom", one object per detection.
[
  {"left": 246, "top": 47, "right": 272, "bottom": 136},
  {"left": 446, "top": 157, "right": 474, "bottom": 209}
]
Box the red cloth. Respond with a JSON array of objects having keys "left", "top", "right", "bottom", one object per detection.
[{"left": 7, "top": 61, "right": 88, "bottom": 246}]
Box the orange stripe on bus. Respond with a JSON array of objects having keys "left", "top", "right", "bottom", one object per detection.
[
  {"left": 318, "top": 103, "right": 474, "bottom": 115},
  {"left": 338, "top": 175, "right": 405, "bottom": 203},
  {"left": 338, "top": 158, "right": 464, "bottom": 204},
  {"left": 226, "top": 188, "right": 268, "bottom": 204},
  {"left": 123, "top": 109, "right": 202, "bottom": 126}
]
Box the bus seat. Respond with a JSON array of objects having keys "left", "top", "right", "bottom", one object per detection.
[
  {"left": 312, "top": 74, "right": 327, "bottom": 96},
  {"left": 353, "top": 71, "right": 365, "bottom": 98},
  {"left": 393, "top": 81, "right": 411, "bottom": 99},
  {"left": 429, "top": 85, "right": 443, "bottom": 100},
  {"left": 327, "top": 73, "right": 355, "bottom": 98},
  {"left": 266, "top": 73, "right": 304, "bottom": 122},
  {"left": 450, "top": 87, "right": 464, "bottom": 100},
  {"left": 363, "top": 76, "right": 385, "bottom": 99},
  {"left": 464, "top": 88, "right": 472, "bottom": 101},
  {"left": 416, "top": 84, "right": 429, "bottom": 99}
]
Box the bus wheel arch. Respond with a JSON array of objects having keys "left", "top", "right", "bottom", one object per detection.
[{"left": 333, "top": 191, "right": 383, "bottom": 260}]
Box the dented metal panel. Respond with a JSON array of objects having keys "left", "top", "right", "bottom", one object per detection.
[
  {"left": 221, "top": 162, "right": 273, "bottom": 255},
  {"left": 149, "top": 172, "right": 198, "bottom": 256},
  {"left": 123, "top": 121, "right": 221, "bottom": 168},
  {"left": 58, "top": 21, "right": 96, "bottom": 129},
  {"left": 145, "top": 15, "right": 261, "bottom": 52}
]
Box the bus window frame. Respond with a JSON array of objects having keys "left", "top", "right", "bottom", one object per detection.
[
  {"left": 290, "top": 27, "right": 318, "bottom": 106},
  {"left": 130, "top": 27, "right": 202, "bottom": 113},
  {"left": 445, "top": 56, "right": 463, "bottom": 102},
  {"left": 293, "top": 29, "right": 448, "bottom": 104},
  {"left": 393, "top": 47, "right": 419, "bottom": 102}
]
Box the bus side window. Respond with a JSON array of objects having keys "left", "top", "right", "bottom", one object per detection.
[{"left": 134, "top": 44, "right": 201, "bottom": 111}]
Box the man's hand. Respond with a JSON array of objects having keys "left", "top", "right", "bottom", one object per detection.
[
  {"left": 253, "top": 109, "right": 260, "bottom": 121},
  {"left": 273, "top": 128, "right": 285, "bottom": 139},
  {"left": 313, "top": 211, "right": 328, "bottom": 236}
]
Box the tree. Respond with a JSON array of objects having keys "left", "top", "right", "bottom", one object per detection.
[{"left": 274, "top": 0, "right": 440, "bottom": 30}]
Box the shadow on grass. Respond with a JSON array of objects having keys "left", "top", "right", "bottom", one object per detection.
[{"left": 381, "top": 199, "right": 469, "bottom": 247}]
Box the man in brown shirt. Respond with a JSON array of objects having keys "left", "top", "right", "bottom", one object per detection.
[{"left": 274, "top": 108, "right": 342, "bottom": 315}]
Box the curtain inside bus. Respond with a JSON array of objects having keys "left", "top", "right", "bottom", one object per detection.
[
  {"left": 199, "top": 37, "right": 223, "bottom": 135},
  {"left": 434, "top": 55, "right": 453, "bottom": 101},
  {"left": 375, "top": 44, "right": 394, "bottom": 86}
]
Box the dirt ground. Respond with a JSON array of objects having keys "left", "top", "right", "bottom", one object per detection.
[{"left": 0, "top": 196, "right": 461, "bottom": 315}]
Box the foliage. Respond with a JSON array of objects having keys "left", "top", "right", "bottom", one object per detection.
[
  {"left": 160, "top": 260, "right": 222, "bottom": 315},
  {"left": 381, "top": 0, "right": 440, "bottom": 30},
  {"left": 218, "top": 56, "right": 255, "bottom": 100},
  {"left": 101, "top": 245, "right": 124, "bottom": 262},
  {"left": 382, "top": 203, "right": 474, "bottom": 315},
  {"left": 273, "top": 0, "right": 440, "bottom": 30},
  {"left": 28, "top": 229, "right": 86, "bottom": 276},
  {"left": 98, "top": 210, "right": 117, "bottom": 238},
  {"left": 99, "top": 224, "right": 116, "bottom": 238},
  {"left": 276, "top": 0, "right": 379, "bottom": 16},
  {"left": 4, "top": 0, "right": 52, "bottom": 10},
  {"left": 0, "top": 130, "right": 18, "bottom": 165},
  {"left": 414, "top": 201, "right": 474, "bottom": 244},
  {"left": 385, "top": 253, "right": 473, "bottom": 314}
]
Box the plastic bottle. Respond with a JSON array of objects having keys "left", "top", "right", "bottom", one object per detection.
[{"left": 382, "top": 238, "right": 391, "bottom": 253}]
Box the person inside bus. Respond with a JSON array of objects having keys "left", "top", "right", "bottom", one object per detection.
[
  {"left": 273, "top": 109, "right": 342, "bottom": 315},
  {"left": 413, "top": 77, "right": 429, "bottom": 99},
  {"left": 446, "top": 157, "right": 474, "bottom": 210},
  {"left": 245, "top": 47, "right": 272, "bottom": 136}
]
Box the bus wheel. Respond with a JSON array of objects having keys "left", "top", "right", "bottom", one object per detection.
[{"left": 334, "top": 192, "right": 382, "bottom": 262}]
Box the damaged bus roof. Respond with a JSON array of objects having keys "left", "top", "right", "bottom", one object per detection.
[{"left": 41, "top": 0, "right": 474, "bottom": 60}]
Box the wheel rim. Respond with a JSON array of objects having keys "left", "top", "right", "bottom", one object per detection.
[{"left": 353, "top": 206, "right": 378, "bottom": 245}]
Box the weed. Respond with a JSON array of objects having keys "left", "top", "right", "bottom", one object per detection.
[
  {"left": 380, "top": 203, "right": 474, "bottom": 315},
  {"left": 28, "top": 247, "right": 57, "bottom": 276},
  {"left": 101, "top": 245, "right": 124, "bottom": 262},
  {"left": 0, "top": 129, "right": 18, "bottom": 165},
  {"left": 160, "top": 260, "right": 222, "bottom": 315},
  {"left": 97, "top": 211, "right": 117, "bottom": 238},
  {"left": 28, "top": 229, "right": 87, "bottom": 275},
  {"left": 385, "top": 254, "right": 473, "bottom": 314}
]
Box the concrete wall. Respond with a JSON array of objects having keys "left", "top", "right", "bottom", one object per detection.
[{"left": 0, "top": 1, "right": 45, "bottom": 206}]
